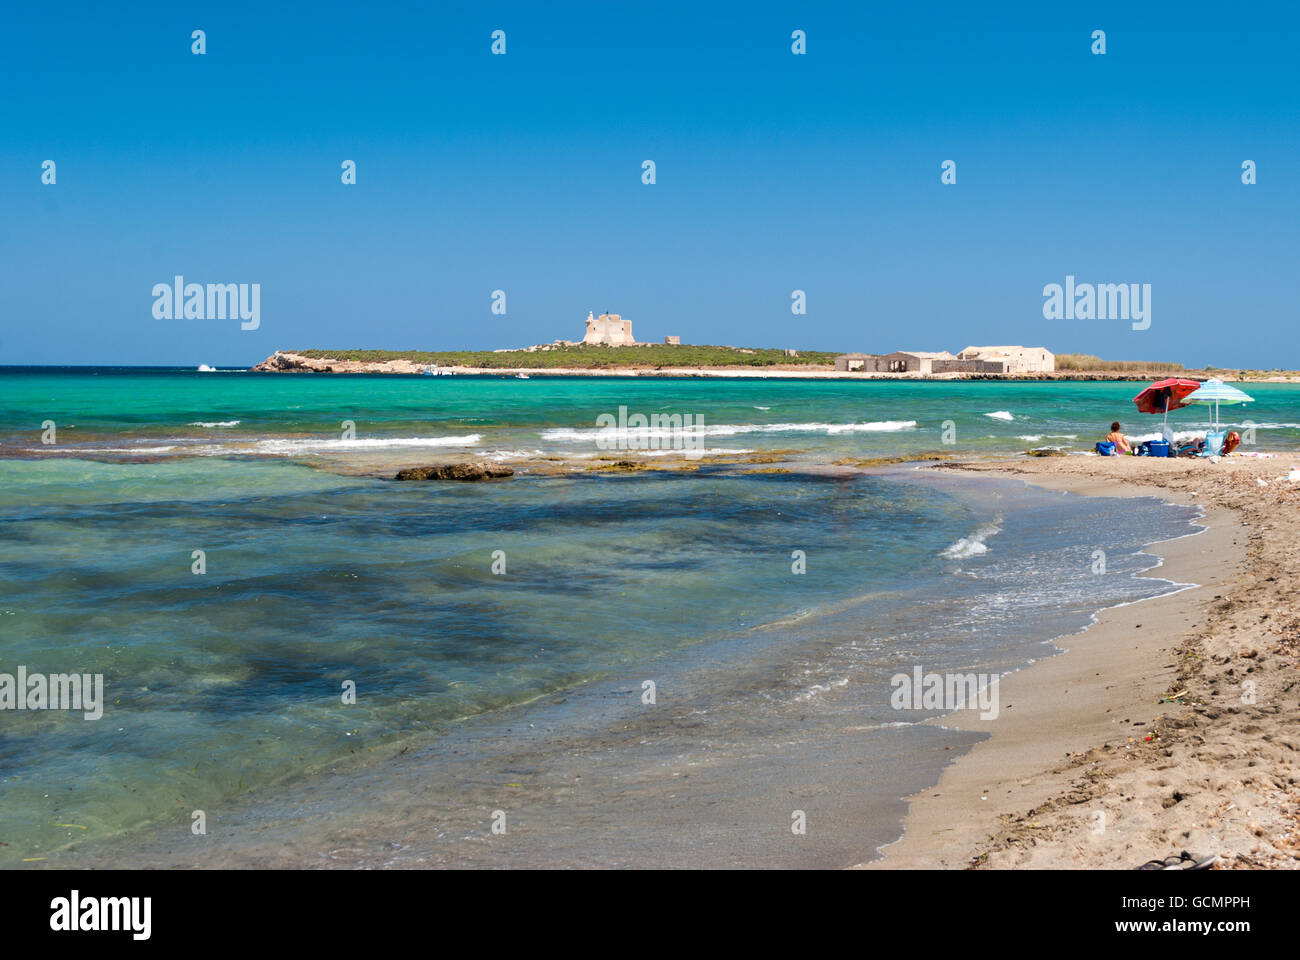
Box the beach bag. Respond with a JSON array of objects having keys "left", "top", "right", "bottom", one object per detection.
[{"left": 1096, "top": 441, "right": 1117, "bottom": 456}]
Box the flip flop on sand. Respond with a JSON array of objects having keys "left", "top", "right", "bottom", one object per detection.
[{"left": 1136, "top": 850, "right": 1218, "bottom": 870}]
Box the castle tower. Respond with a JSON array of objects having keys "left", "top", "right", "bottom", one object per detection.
[{"left": 582, "top": 310, "right": 635, "bottom": 346}]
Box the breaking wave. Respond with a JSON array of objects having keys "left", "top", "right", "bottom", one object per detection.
[
  {"left": 940, "top": 519, "right": 1003, "bottom": 559},
  {"left": 253, "top": 435, "right": 482, "bottom": 454},
  {"left": 1128, "top": 430, "right": 1202, "bottom": 444},
  {"left": 541, "top": 421, "right": 917, "bottom": 442}
]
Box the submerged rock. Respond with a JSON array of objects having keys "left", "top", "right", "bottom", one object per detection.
[
  {"left": 394, "top": 462, "right": 514, "bottom": 481},
  {"left": 1026, "top": 447, "right": 1068, "bottom": 457}
]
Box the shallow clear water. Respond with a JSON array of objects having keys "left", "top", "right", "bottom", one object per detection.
[{"left": 0, "top": 370, "right": 1215, "bottom": 865}]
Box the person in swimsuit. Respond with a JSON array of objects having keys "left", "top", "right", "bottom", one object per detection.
[{"left": 1105, "top": 421, "right": 1133, "bottom": 454}]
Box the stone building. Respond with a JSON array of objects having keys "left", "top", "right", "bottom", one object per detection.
[
  {"left": 878, "top": 351, "right": 956, "bottom": 374},
  {"left": 583, "top": 311, "right": 636, "bottom": 346},
  {"left": 834, "top": 351, "right": 953, "bottom": 373},
  {"left": 834, "top": 345, "right": 1055, "bottom": 375},
  {"left": 955, "top": 346, "right": 1055, "bottom": 373},
  {"left": 834, "top": 352, "right": 875, "bottom": 371}
]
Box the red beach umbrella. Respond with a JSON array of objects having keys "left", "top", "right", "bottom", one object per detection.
[
  {"left": 1132, "top": 377, "right": 1203, "bottom": 433},
  {"left": 1132, "top": 378, "right": 1202, "bottom": 415}
]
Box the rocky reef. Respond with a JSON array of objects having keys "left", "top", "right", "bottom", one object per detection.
[{"left": 393, "top": 462, "right": 515, "bottom": 482}]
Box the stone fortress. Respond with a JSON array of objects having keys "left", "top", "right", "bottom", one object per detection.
[
  {"left": 582, "top": 311, "right": 636, "bottom": 346},
  {"left": 534, "top": 311, "right": 681, "bottom": 350}
]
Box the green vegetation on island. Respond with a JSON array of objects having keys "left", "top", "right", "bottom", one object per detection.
[
  {"left": 273, "top": 348, "right": 1299, "bottom": 380},
  {"left": 295, "top": 344, "right": 841, "bottom": 369}
]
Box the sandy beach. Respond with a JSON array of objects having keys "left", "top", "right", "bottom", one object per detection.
[{"left": 869, "top": 454, "right": 1300, "bottom": 870}]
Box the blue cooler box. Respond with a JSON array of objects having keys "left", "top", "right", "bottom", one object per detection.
[{"left": 1147, "top": 440, "right": 1171, "bottom": 458}]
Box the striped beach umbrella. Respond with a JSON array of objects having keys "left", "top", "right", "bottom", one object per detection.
[{"left": 1184, "top": 378, "right": 1254, "bottom": 430}]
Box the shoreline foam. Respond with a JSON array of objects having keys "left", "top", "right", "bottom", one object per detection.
[{"left": 867, "top": 455, "right": 1299, "bottom": 870}]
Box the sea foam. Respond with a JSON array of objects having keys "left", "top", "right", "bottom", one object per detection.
[
  {"left": 940, "top": 519, "right": 1003, "bottom": 559},
  {"left": 254, "top": 435, "right": 482, "bottom": 454},
  {"left": 541, "top": 421, "right": 917, "bottom": 442}
]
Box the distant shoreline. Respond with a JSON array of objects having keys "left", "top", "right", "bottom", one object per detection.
[{"left": 249, "top": 351, "right": 1300, "bottom": 383}]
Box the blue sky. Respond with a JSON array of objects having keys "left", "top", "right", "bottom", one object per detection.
[{"left": 3, "top": 1, "right": 1298, "bottom": 367}]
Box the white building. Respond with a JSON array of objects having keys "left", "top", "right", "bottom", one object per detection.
[
  {"left": 956, "top": 346, "right": 1055, "bottom": 373},
  {"left": 582, "top": 311, "right": 635, "bottom": 346}
]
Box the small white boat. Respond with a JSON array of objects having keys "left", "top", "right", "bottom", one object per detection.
[
  {"left": 516, "top": 373, "right": 530, "bottom": 379},
  {"left": 197, "top": 364, "right": 216, "bottom": 372}
]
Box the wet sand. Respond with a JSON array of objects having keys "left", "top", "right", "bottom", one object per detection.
[{"left": 870, "top": 455, "right": 1300, "bottom": 869}]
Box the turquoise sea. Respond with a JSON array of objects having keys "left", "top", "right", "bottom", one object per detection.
[
  {"left": 2, "top": 369, "right": 1294, "bottom": 867},
  {"left": 5, "top": 368, "right": 1299, "bottom": 462}
]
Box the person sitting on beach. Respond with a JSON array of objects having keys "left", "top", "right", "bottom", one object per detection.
[{"left": 1105, "top": 422, "right": 1133, "bottom": 454}]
